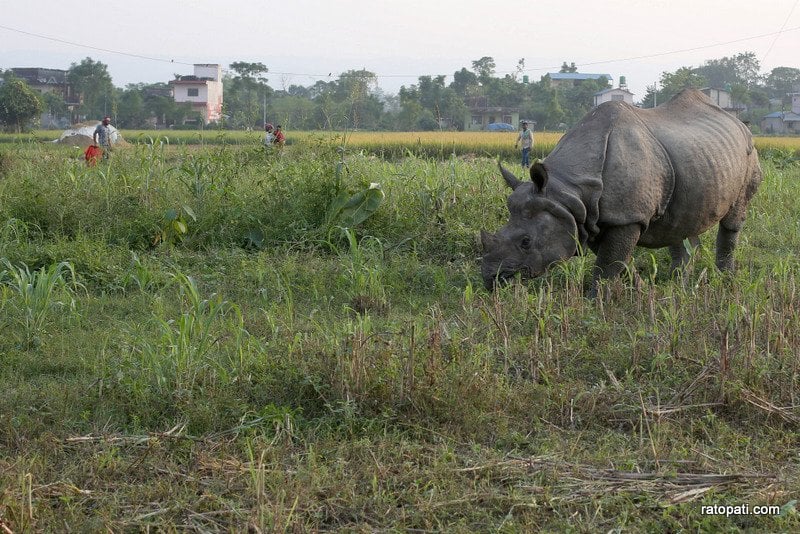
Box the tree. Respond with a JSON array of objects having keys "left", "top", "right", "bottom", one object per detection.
[
  {"left": 471, "top": 57, "right": 496, "bottom": 85},
  {"left": 224, "top": 62, "right": 271, "bottom": 128},
  {"left": 728, "top": 52, "right": 761, "bottom": 88},
  {"left": 399, "top": 75, "right": 465, "bottom": 130},
  {"left": 561, "top": 78, "right": 608, "bottom": 125},
  {"left": 270, "top": 94, "right": 316, "bottom": 129},
  {"left": 40, "top": 91, "right": 68, "bottom": 126},
  {"left": 482, "top": 75, "right": 525, "bottom": 108},
  {"left": 334, "top": 70, "right": 383, "bottom": 129},
  {"left": 764, "top": 67, "right": 800, "bottom": 102},
  {"left": 229, "top": 61, "right": 269, "bottom": 81},
  {"left": 643, "top": 67, "right": 708, "bottom": 107},
  {"left": 695, "top": 52, "right": 761, "bottom": 89},
  {"left": 67, "top": 57, "right": 114, "bottom": 120},
  {"left": 115, "top": 85, "right": 146, "bottom": 128},
  {"left": 0, "top": 78, "right": 43, "bottom": 132},
  {"left": 450, "top": 68, "right": 479, "bottom": 97},
  {"left": 514, "top": 58, "right": 526, "bottom": 82},
  {"left": 559, "top": 62, "right": 578, "bottom": 73}
]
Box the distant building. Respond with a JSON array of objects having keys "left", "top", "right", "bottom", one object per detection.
[
  {"left": 463, "top": 97, "right": 519, "bottom": 131},
  {"left": 591, "top": 75, "right": 635, "bottom": 107},
  {"left": 593, "top": 87, "right": 635, "bottom": 106},
  {"left": 548, "top": 72, "right": 612, "bottom": 89},
  {"left": 9, "top": 67, "right": 80, "bottom": 127},
  {"left": 10, "top": 67, "right": 78, "bottom": 103},
  {"left": 702, "top": 87, "right": 734, "bottom": 109},
  {"left": 700, "top": 87, "right": 745, "bottom": 116},
  {"left": 761, "top": 111, "right": 800, "bottom": 134},
  {"left": 760, "top": 93, "right": 800, "bottom": 134},
  {"left": 169, "top": 64, "right": 224, "bottom": 124}
]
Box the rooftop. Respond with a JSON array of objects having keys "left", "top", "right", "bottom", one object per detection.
[
  {"left": 763, "top": 111, "right": 800, "bottom": 121},
  {"left": 10, "top": 67, "right": 68, "bottom": 85},
  {"left": 594, "top": 87, "right": 634, "bottom": 96}
]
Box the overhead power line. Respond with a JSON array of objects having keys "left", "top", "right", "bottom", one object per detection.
[
  {"left": 0, "top": 24, "right": 194, "bottom": 66},
  {"left": 760, "top": 0, "right": 799, "bottom": 64},
  {"left": 2, "top": 22, "right": 799, "bottom": 82},
  {"left": 522, "top": 25, "right": 800, "bottom": 74}
]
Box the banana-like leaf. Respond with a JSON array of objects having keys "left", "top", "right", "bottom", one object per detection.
[{"left": 326, "top": 183, "right": 384, "bottom": 228}]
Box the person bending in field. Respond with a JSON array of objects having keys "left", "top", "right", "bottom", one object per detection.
[
  {"left": 264, "top": 122, "right": 275, "bottom": 147},
  {"left": 92, "top": 116, "right": 114, "bottom": 159},
  {"left": 273, "top": 125, "right": 285, "bottom": 148}
]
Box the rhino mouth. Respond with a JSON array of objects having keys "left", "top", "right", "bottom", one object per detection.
[{"left": 484, "top": 266, "right": 541, "bottom": 290}]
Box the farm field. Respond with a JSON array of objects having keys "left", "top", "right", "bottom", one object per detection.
[
  {"left": 3, "top": 128, "right": 800, "bottom": 160},
  {"left": 0, "top": 137, "right": 799, "bottom": 531}
]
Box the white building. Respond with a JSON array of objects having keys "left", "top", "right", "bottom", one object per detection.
[
  {"left": 169, "top": 64, "right": 223, "bottom": 124},
  {"left": 593, "top": 75, "right": 634, "bottom": 107},
  {"left": 593, "top": 87, "right": 635, "bottom": 107}
]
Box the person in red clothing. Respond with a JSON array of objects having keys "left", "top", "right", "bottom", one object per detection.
[{"left": 272, "top": 124, "right": 286, "bottom": 147}]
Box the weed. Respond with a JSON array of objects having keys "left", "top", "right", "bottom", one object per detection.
[{"left": 0, "top": 260, "right": 82, "bottom": 348}]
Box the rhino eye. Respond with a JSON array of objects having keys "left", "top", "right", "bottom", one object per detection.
[{"left": 520, "top": 236, "right": 531, "bottom": 250}]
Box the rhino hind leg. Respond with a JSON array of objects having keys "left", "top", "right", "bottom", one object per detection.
[
  {"left": 715, "top": 225, "right": 739, "bottom": 272},
  {"left": 589, "top": 224, "right": 641, "bottom": 297},
  {"left": 717, "top": 200, "right": 750, "bottom": 271},
  {"left": 715, "top": 160, "right": 762, "bottom": 273}
]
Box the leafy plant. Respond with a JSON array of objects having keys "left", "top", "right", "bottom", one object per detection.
[
  {"left": 153, "top": 205, "right": 197, "bottom": 246},
  {"left": 324, "top": 182, "right": 385, "bottom": 229}
]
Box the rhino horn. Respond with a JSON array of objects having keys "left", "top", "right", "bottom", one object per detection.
[
  {"left": 530, "top": 160, "right": 549, "bottom": 193},
  {"left": 480, "top": 229, "right": 499, "bottom": 252},
  {"left": 498, "top": 163, "right": 522, "bottom": 190}
]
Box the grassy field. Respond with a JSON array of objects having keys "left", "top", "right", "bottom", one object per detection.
[
  {"left": 0, "top": 136, "right": 799, "bottom": 531},
  {"left": 4, "top": 128, "right": 800, "bottom": 160}
]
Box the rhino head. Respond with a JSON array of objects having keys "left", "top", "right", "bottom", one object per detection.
[{"left": 481, "top": 162, "right": 579, "bottom": 290}]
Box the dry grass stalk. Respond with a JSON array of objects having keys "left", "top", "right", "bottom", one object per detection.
[
  {"left": 65, "top": 422, "right": 200, "bottom": 446},
  {"left": 740, "top": 388, "right": 800, "bottom": 425},
  {"left": 453, "top": 454, "right": 776, "bottom": 506}
]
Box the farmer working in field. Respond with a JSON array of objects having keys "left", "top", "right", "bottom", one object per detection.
[
  {"left": 515, "top": 120, "right": 533, "bottom": 168},
  {"left": 273, "top": 125, "right": 286, "bottom": 148},
  {"left": 92, "top": 116, "right": 114, "bottom": 159},
  {"left": 264, "top": 122, "right": 275, "bottom": 146}
]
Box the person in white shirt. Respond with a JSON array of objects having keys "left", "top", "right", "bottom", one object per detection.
[{"left": 515, "top": 121, "right": 533, "bottom": 168}]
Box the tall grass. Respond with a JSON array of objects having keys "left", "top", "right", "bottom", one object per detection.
[
  {"left": 1, "top": 260, "right": 82, "bottom": 348},
  {"left": 0, "top": 141, "right": 798, "bottom": 531}
]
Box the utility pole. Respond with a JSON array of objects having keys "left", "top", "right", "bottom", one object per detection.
[{"left": 653, "top": 81, "right": 658, "bottom": 108}]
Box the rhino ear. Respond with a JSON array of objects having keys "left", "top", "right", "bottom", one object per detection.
[
  {"left": 498, "top": 163, "right": 521, "bottom": 190},
  {"left": 480, "top": 229, "right": 498, "bottom": 252},
  {"left": 530, "top": 160, "right": 548, "bottom": 193}
]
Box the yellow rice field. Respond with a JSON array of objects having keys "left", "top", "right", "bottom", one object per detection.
[
  {"left": 335, "top": 130, "right": 564, "bottom": 149},
  {"left": 2, "top": 130, "right": 798, "bottom": 157}
]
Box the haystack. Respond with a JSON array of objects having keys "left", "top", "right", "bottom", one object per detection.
[{"left": 54, "top": 121, "right": 126, "bottom": 147}]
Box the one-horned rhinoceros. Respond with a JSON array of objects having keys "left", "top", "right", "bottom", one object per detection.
[{"left": 481, "top": 88, "right": 763, "bottom": 295}]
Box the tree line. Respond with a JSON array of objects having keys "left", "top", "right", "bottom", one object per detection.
[{"left": 1, "top": 52, "right": 798, "bottom": 133}]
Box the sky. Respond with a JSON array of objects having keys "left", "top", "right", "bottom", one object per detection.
[{"left": 2, "top": 0, "right": 799, "bottom": 102}]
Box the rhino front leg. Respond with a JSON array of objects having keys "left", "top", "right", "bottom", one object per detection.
[
  {"left": 589, "top": 224, "right": 641, "bottom": 297},
  {"left": 669, "top": 236, "right": 701, "bottom": 274}
]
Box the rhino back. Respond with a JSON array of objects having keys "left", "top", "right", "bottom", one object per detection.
[{"left": 543, "top": 88, "right": 758, "bottom": 248}]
